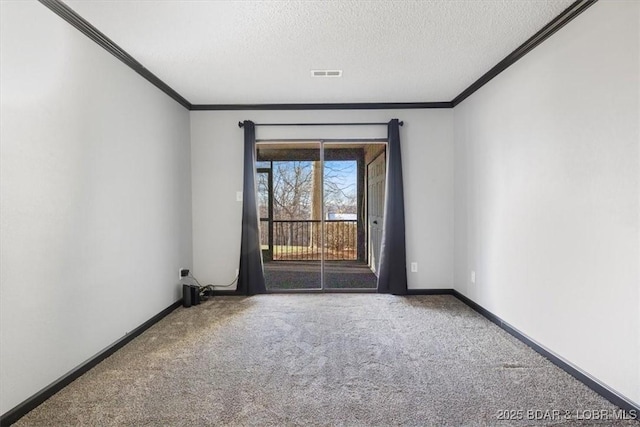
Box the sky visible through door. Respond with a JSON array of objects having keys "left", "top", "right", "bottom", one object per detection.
[
  {"left": 257, "top": 142, "right": 384, "bottom": 290},
  {"left": 257, "top": 160, "right": 357, "bottom": 222}
]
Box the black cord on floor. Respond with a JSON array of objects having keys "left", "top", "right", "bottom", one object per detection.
[{"left": 187, "top": 272, "right": 238, "bottom": 296}]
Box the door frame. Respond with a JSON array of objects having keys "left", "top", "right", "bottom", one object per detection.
[
  {"left": 256, "top": 139, "right": 388, "bottom": 292},
  {"left": 257, "top": 166, "right": 274, "bottom": 261}
]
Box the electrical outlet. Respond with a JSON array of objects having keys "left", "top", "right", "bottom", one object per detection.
[
  {"left": 236, "top": 191, "right": 243, "bottom": 202},
  {"left": 179, "top": 268, "right": 189, "bottom": 279},
  {"left": 470, "top": 270, "right": 476, "bottom": 284},
  {"left": 410, "top": 262, "right": 418, "bottom": 273}
]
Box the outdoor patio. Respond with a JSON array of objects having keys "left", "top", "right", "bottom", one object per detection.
[{"left": 264, "top": 261, "right": 377, "bottom": 290}]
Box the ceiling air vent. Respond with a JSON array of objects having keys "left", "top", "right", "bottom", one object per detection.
[{"left": 311, "top": 70, "right": 342, "bottom": 78}]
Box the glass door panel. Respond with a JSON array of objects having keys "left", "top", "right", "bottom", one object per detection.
[
  {"left": 322, "top": 142, "right": 384, "bottom": 290},
  {"left": 257, "top": 142, "right": 322, "bottom": 290}
]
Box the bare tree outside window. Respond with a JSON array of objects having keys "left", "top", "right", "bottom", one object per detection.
[
  {"left": 273, "top": 161, "right": 314, "bottom": 220},
  {"left": 258, "top": 158, "right": 357, "bottom": 260},
  {"left": 268, "top": 160, "right": 357, "bottom": 220}
]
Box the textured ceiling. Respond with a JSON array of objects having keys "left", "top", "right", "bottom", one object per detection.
[{"left": 63, "top": 0, "right": 575, "bottom": 105}]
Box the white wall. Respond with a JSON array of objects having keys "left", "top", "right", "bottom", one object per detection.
[
  {"left": 191, "top": 109, "right": 454, "bottom": 290},
  {"left": 0, "top": 1, "right": 192, "bottom": 414},
  {"left": 454, "top": 0, "right": 639, "bottom": 405}
]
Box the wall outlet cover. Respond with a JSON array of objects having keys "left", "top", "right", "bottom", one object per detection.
[{"left": 410, "top": 262, "right": 418, "bottom": 273}]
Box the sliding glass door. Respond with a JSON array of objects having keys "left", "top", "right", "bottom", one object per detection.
[
  {"left": 322, "top": 142, "right": 383, "bottom": 290},
  {"left": 257, "top": 141, "right": 386, "bottom": 291},
  {"left": 258, "top": 142, "right": 321, "bottom": 290}
]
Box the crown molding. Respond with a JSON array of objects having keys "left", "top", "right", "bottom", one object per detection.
[
  {"left": 38, "top": 0, "right": 192, "bottom": 110},
  {"left": 451, "top": 0, "right": 597, "bottom": 107},
  {"left": 38, "top": 0, "right": 597, "bottom": 111},
  {"left": 191, "top": 102, "right": 452, "bottom": 111}
]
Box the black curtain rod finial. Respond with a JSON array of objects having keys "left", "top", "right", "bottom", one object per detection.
[
  {"left": 238, "top": 121, "right": 245, "bottom": 128},
  {"left": 399, "top": 121, "right": 404, "bottom": 126}
]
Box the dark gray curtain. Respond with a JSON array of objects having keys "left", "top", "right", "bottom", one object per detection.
[
  {"left": 377, "top": 119, "right": 408, "bottom": 295},
  {"left": 237, "top": 121, "right": 266, "bottom": 295}
]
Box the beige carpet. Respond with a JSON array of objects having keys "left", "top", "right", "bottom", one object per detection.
[{"left": 15, "top": 295, "right": 637, "bottom": 426}]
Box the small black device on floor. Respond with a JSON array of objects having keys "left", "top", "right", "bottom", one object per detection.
[
  {"left": 180, "top": 268, "right": 238, "bottom": 304},
  {"left": 182, "top": 284, "right": 192, "bottom": 307},
  {"left": 191, "top": 285, "right": 200, "bottom": 305},
  {"left": 182, "top": 284, "right": 201, "bottom": 307},
  {"left": 181, "top": 269, "right": 212, "bottom": 308}
]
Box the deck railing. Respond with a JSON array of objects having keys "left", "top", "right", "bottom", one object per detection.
[{"left": 260, "top": 219, "right": 357, "bottom": 261}]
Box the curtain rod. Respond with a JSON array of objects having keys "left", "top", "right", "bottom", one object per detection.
[
  {"left": 256, "top": 138, "right": 388, "bottom": 143},
  {"left": 238, "top": 121, "right": 403, "bottom": 128}
]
